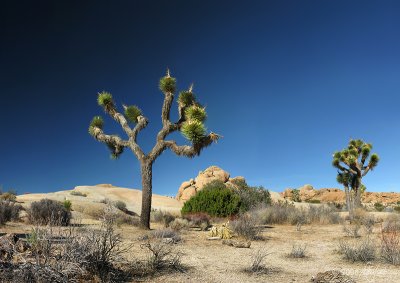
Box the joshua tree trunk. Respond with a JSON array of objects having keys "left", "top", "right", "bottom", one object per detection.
[
  {"left": 344, "top": 185, "right": 354, "bottom": 221},
  {"left": 140, "top": 161, "right": 153, "bottom": 229},
  {"left": 354, "top": 176, "right": 362, "bottom": 208}
]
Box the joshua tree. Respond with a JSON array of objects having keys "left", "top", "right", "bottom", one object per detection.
[
  {"left": 332, "top": 139, "right": 379, "bottom": 219},
  {"left": 88, "top": 70, "right": 220, "bottom": 229}
]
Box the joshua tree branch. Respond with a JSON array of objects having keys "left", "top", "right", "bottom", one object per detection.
[
  {"left": 161, "top": 93, "right": 174, "bottom": 127},
  {"left": 92, "top": 127, "right": 130, "bottom": 147},
  {"left": 104, "top": 107, "right": 133, "bottom": 137},
  {"left": 338, "top": 163, "right": 357, "bottom": 175}
]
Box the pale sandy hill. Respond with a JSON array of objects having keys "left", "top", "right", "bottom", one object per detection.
[{"left": 17, "top": 184, "right": 183, "bottom": 216}]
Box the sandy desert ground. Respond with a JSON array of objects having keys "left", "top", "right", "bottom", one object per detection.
[{"left": 1, "top": 185, "right": 399, "bottom": 283}]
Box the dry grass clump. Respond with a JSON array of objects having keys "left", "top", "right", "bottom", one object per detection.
[
  {"left": 169, "top": 218, "right": 191, "bottom": 231},
  {"left": 251, "top": 203, "right": 342, "bottom": 226},
  {"left": 150, "top": 228, "right": 182, "bottom": 243},
  {"left": 342, "top": 222, "right": 361, "bottom": 238},
  {"left": 287, "top": 243, "right": 307, "bottom": 258},
  {"left": 229, "top": 214, "right": 261, "bottom": 240},
  {"left": 0, "top": 205, "right": 132, "bottom": 282},
  {"left": 243, "top": 248, "right": 272, "bottom": 274},
  {"left": 338, "top": 237, "right": 376, "bottom": 262},
  {"left": 183, "top": 212, "right": 210, "bottom": 230},
  {"left": 381, "top": 222, "right": 400, "bottom": 265},
  {"left": 151, "top": 209, "right": 176, "bottom": 227}
]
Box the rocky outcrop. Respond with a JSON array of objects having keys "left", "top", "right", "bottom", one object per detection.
[
  {"left": 282, "top": 185, "right": 400, "bottom": 205},
  {"left": 176, "top": 166, "right": 245, "bottom": 201}
]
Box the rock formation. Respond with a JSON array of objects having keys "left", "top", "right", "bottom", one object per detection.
[
  {"left": 176, "top": 166, "right": 245, "bottom": 201},
  {"left": 282, "top": 185, "right": 400, "bottom": 205}
]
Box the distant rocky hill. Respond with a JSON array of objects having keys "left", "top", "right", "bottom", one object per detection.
[
  {"left": 282, "top": 184, "right": 400, "bottom": 205},
  {"left": 176, "top": 166, "right": 283, "bottom": 202}
]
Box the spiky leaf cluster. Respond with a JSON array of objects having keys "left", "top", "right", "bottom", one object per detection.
[
  {"left": 124, "top": 105, "right": 142, "bottom": 124},
  {"left": 185, "top": 105, "right": 207, "bottom": 123},
  {"left": 178, "top": 91, "right": 196, "bottom": 107},
  {"left": 159, "top": 74, "right": 176, "bottom": 93},
  {"left": 88, "top": 116, "right": 104, "bottom": 136},
  {"left": 181, "top": 120, "right": 206, "bottom": 144},
  {"left": 106, "top": 142, "right": 124, "bottom": 159},
  {"left": 97, "top": 91, "right": 114, "bottom": 108}
]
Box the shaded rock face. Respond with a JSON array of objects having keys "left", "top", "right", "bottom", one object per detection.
[
  {"left": 282, "top": 185, "right": 400, "bottom": 204},
  {"left": 176, "top": 166, "right": 245, "bottom": 202}
]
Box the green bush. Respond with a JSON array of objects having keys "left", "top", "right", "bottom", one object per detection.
[
  {"left": 181, "top": 181, "right": 240, "bottom": 217},
  {"left": 230, "top": 179, "right": 271, "bottom": 212},
  {"left": 291, "top": 189, "right": 301, "bottom": 202},
  {"left": 374, "top": 202, "right": 385, "bottom": 212}
]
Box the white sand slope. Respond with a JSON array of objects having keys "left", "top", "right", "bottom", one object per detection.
[{"left": 17, "top": 184, "right": 183, "bottom": 215}]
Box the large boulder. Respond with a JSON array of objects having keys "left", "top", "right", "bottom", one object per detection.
[{"left": 176, "top": 166, "right": 244, "bottom": 202}]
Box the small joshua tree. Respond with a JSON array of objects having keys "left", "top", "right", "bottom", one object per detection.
[
  {"left": 332, "top": 139, "right": 379, "bottom": 220},
  {"left": 89, "top": 70, "right": 220, "bottom": 229}
]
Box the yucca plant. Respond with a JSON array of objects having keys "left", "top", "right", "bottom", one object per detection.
[
  {"left": 88, "top": 70, "right": 221, "bottom": 229},
  {"left": 332, "top": 139, "right": 379, "bottom": 220}
]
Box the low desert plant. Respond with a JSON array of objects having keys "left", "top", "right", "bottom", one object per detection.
[
  {"left": 27, "top": 199, "right": 71, "bottom": 226},
  {"left": 306, "top": 199, "right": 321, "bottom": 204},
  {"left": 183, "top": 212, "right": 210, "bottom": 230},
  {"left": 245, "top": 248, "right": 270, "bottom": 273},
  {"left": 140, "top": 241, "right": 184, "bottom": 273},
  {"left": 288, "top": 243, "right": 307, "bottom": 258},
  {"left": 342, "top": 222, "right": 361, "bottom": 238},
  {"left": 114, "top": 200, "right": 127, "bottom": 212},
  {"left": 381, "top": 225, "right": 400, "bottom": 265},
  {"left": 0, "top": 191, "right": 17, "bottom": 202},
  {"left": 62, "top": 199, "right": 72, "bottom": 211},
  {"left": 0, "top": 200, "right": 22, "bottom": 225},
  {"left": 151, "top": 209, "right": 176, "bottom": 227},
  {"left": 150, "top": 228, "right": 182, "bottom": 243},
  {"left": 229, "top": 214, "right": 261, "bottom": 240},
  {"left": 338, "top": 237, "right": 376, "bottom": 262},
  {"left": 291, "top": 189, "right": 301, "bottom": 202},
  {"left": 70, "top": 190, "right": 87, "bottom": 197},
  {"left": 394, "top": 206, "right": 400, "bottom": 213},
  {"left": 374, "top": 202, "right": 385, "bottom": 212},
  {"left": 169, "top": 218, "right": 190, "bottom": 231}
]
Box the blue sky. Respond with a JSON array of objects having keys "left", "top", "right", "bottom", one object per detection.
[{"left": 1, "top": 1, "right": 399, "bottom": 195}]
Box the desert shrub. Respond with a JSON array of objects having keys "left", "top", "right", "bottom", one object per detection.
[
  {"left": 229, "top": 214, "right": 260, "bottom": 240},
  {"left": 62, "top": 199, "right": 72, "bottom": 211},
  {"left": 114, "top": 200, "right": 127, "bottom": 212},
  {"left": 338, "top": 237, "right": 376, "bottom": 262},
  {"left": 0, "top": 192, "right": 17, "bottom": 202},
  {"left": 27, "top": 199, "right": 71, "bottom": 226},
  {"left": 244, "top": 248, "right": 270, "bottom": 274},
  {"left": 360, "top": 215, "right": 375, "bottom": 234},
  {"left": 307, "top": 205, "right": 342, "bottom": 224},
  {"left": 181, "top": 181, "right": 240, "bottom": 217},
  {"left": 183, "top": 212, "right": 210, "bottom": 230},
  {"left": 230, "top": 179, "right": 271, "bottom": 212},
  {"left": 150, "top": 228, "right": 182, "bottom": 243},
  {"left": 0, "top": 201, "right": 22, "bottom": 225},
  {"left": 169, "top": 218, "right": 190, "bottom": 231},
  {"left": 115, "top": 213, "right": 140, "bottom": 227},
  {"left": 306, "top": 199, "right": 321, "bottom": 204},
  {"left": 343, "top": 223, "right": 361, "bottom": 238},
  {"left": 291, "top": 189, "right": 301, "bottom": 202},
  {"left": 70, "top": 190, "right": 87, "bottom": 197},
  {"left": 139, "top": 241, "right": 184, "bottom": 273},
  {"left": 374, "top": 202, "right": 385, "bottom": 212},
  {"left": 288, "top": 243, "right": 307, "bottom": 258},
  {"left": 99, "top": 198, "right": 111, "bottom": 204},
  {"left": 381, "top": 226, "right": 400, "bottom": 265},
  {"left": 394, "top": 206, "right": 400, "bottom": 213},
  {"left": 150, "top": 209, "right": 176, "bottom": 227}
]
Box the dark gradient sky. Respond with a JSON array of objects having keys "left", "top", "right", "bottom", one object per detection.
[{"left": 1, "top": 1, "right": 399, "bottom": 195}]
